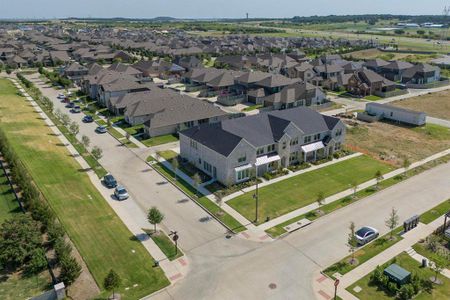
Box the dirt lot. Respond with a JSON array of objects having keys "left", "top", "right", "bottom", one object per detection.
[
  {"left": 344, "top": 120, "right": 450, "bottom": 166},
  {"left": 390, "top": 90, "right": 450, "bottom": 121}
]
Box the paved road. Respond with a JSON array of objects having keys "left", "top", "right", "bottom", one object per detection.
[
  {"left": 27, "top": 74, "right": 450, "bottom": 299},
  {"left": 27, "top": 74, "right": 228, "bottom": 252},
  {"left": 149, "top": 161, "right": 450, "bottom": 300}
]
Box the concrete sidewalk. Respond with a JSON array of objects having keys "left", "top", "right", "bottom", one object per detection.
[{"left": 12, "top": 78, "right": 188, "bottom": 284}]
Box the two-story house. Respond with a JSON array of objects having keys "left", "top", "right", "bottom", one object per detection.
[{"left": 179, "top": 107, "right": 346, "bottom": 186}]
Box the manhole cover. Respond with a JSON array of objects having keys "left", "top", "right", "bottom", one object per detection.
[{"left": 268, "top": 283, "right": 277, "bottom": 289}]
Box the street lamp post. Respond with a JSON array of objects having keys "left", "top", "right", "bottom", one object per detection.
[
  {"left": 169, "top": 231, "right": 179, "bottom": 255},
  {"left": 334, "top": 279, "right": 340, "bottom": 300},
  {"left": 253, "top": 165, "right": 259, "bottom": 223}
]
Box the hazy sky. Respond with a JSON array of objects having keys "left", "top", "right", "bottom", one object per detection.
[{"left": 0, "top": 0, "right": 446, "bottom": 19}]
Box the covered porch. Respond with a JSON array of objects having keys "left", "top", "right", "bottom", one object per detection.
[
  {"left": 301, "top": 141, "right": 327, "bottom": 162},
  {"left": 255, "top": 154, "right": 281, "bottom": 176}
]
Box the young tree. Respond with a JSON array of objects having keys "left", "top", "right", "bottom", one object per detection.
[
  {"left": 61, "top": 114, "right": 71, "bottom": 127},
  {"left": 385, "top": 207, "right": 399, "bottom": 239},
  {"left": 375, "top": 170, "right": 384, "bottom": 189},
  {"left": 69, "top": 121, "right": 79, "bottom": 136},
  {"left": 171, "top": 158, "right": 179, "bottom": 181},
  {"left": 54, "top": 108, "right": 62, "bottom": 120},
  {"left": 147, "top": 206, "right": 164, "bottom": 233},
  {"left": 125, "top": 132, "right": 131, "bottom": 141},
  {"left": 91, "top": 146, "right": 103, "bottom": 160},
  {"left": 402, "top": 158, "right": 411, "bottom": 177},
  {"left": 103, "top": 269, "right": 121, "bottom": 299},
  {"left": 431, "top": 257, "right": 445, "bottom": 284},
  {"left": 316, "top": 191, "right": 325, "bottom": 207},
  {"left": 348, "top": 221, "right": 358, "bottom": 264},
  {"left": 192, "top": 173, "right": 202, "bottom": 198},
  {"left": 59, "top": 255, "right": 81, "bottom": 286},
  {"left": 215, "top": 192, "right": 223, "bottom": 208},
  {"left": 81, "top": 135, "right": 90, "bottom": 149},
  {"left": 351, "top": 181, "right": 358, "bottom": 198}
]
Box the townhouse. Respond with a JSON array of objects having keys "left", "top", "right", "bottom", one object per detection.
[{"left": 180, "top": 107, "right": 345, "bottom": 186}]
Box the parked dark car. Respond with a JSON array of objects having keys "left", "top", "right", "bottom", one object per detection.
[
  {"left": 82, "top": 115, "right": 94, "bottom": 123},
  {"left": 66, "top": 102, "right": 75, "bottom": 108},
  {"left": 95, "top": 125, "right": 107, "bottom": 134},
  {"left": 103, "top": 174, "right": 117, "bottom": 188}
]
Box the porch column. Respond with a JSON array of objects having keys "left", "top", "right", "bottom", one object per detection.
[
  {"left": 304, "top": 151, "right": 307, "bottom": 162},
  {"left": 314, "top": 150, "right": 317, "bottom": 161}
]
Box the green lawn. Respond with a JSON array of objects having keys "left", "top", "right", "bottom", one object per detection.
[
  {"left": 228, "top": 155, "right": 393, "bottom": 224},
  {"left": 0, "top": 172, "right": 21, "bottom": 222},
  {"left": 157, "top": 150, "right": 178, "bottom": 161},
  {"left": 0, "top": 79, "right": 169, "bottom": 299},
  {"left": 420, "top": 199, "right": 450, "bottom": 224},
  {"left": 242, "top": 104, "right": 263, "bottom": 112},
  {"left": 364, "top": 95, "right": 382, "bottom": 101},
  {"left": 144, "top": 230, "right": 183, "bottom": 261},
  {"left": 141, "top": 134, "right": 179, "bottom": 147},
  {"left": 0, "top": 271, "right": 52, "bottom": 300},
  {"left": 347, "top": 253, "right": 450, "bottom": 300}
]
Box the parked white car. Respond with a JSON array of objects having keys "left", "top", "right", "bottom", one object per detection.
[{"left": 355, "top": 226, "right": 379, "bottom": 245}]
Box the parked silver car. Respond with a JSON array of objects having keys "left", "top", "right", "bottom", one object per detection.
[
  {"left": 355, "top": 226, "right": 379, "bottom": 245},
  {"left": 114, "top": 185, "right": 129, "bottom": 201}
]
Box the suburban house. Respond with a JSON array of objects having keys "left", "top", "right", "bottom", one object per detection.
[
  {"left": 313, "top": 64, "right": 345, "bottom": 90},
  {"left": 107, "top": 85, "right": 229, "bottom": 136},
  {"left": 179, "top": 107, "right": 346, "bottom": 186},
  {"left": 344, "top": 69, "right": 396, "bottom": 97},
  {"left": 401, "top": 63, "right": 441, "bottom": 85},
  {"left": 380, "top": 61, "right": 414, "bottom": 81},
  {"left": 364, "top": 102, "right": 426, "bottom": 126},
  {"left": 262, "top": 82, "right": 326, "bottom": 109},
  {"left": 364, "top": 59, "right": 390, "bottom": 73},
  {"left": 63, "top": 62, "right": 88, "bottom": 82},
  {"left": 98, "top": 77, "right": 150, "bottom": 108}
]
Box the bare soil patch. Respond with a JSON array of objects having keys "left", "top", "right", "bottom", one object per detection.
[{"left": 390, "top": 90, "right": 450, "bottom": 121}]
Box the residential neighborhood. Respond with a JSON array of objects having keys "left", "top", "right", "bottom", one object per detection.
[{"left": 0, "top": 4, "right": 450, "bottom": 300}]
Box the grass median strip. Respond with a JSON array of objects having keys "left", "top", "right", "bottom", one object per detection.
[
  {"left": 152, "top": 161, "right": 246, "bottom": 233},
  {"left": 229, "top": 155, "right": 393, "bottom": 225},
  {"left": 143, "top": 229, "right": 183, "bottom": 261},
  {"left": 0, "top": 79, "right": 169, "bottom": 299}
]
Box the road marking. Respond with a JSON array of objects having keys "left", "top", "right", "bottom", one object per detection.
[
  {"left": 316, "top": 275, "right": 327, "bottom": 283},
  {"left": 179, "top": 258, "right": 187, "bottom": 266},
  {"left": 318, "top": 290, "right": 331, "bottom": 300},
  {"left": 241, "top": 232, "right": 250, "bottom": 238},
  {"left": 169, "top": 273, "right": 182, "bottom": 281}
]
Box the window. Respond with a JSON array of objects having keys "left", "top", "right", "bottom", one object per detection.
[
  {"left": 236, "top": 169, "right": 250, "bottom": 181},
  {"left": 290, "top": 138, "right": 299, "bottom": 146},
  {"left": 184, "top": 121, "right": 195, "bottom": 128},
  {"left": 282, "top": 142, "right": 287, "bottom": 150},
  {"left": 314, "top": 133, "right": 321, "bottom": 141},
  {"left": 198, "top": 158, "right": 202, "bottom": 164},
  {"left": 190, "top": 140, "right": 198, "bottom": 149},
  {"left": 267, "top": 144, "right": 275, "bottom": 153},
  {"left": 390, "top": 112, "right": 394, "bottom": 117},
  {"left": 203, "top": 161, "right": 213, "bottom": 173},
  {"left": 335, "top": 142, "right": 341, "bottom": 151},
  {"left": 289, "top": 152, "right": 298, "bottom": 162},
  {"left": 257, "top": 147, "right": 264, "bottom": 155},
  {"left": 335, "top": 129, "right": 342, "bottom": 137},
  {"left": 304, "top": 136, "right": 311, "bottom": 143},
  {"left": 238, "top": 155, "right": 246, "bottom": 163}
]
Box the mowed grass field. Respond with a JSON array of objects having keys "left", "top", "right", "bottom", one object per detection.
[
  {"left": 390, "top": 90, "right": 450, "bottom": 121},
  {"left": 227, "top": 155, "right": 393, "bottom": 224},
  {"left": 346, "top": 121, "right": 450, "bottom": 166},
  {"left": 0, "top": 79, "right": 169, "bottom": 299}
]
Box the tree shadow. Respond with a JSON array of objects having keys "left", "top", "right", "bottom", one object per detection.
[{"left": 130, "top": 233, "right": 149, "bottom": 242}]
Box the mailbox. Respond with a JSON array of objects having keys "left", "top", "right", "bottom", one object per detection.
[{"left": 403, "top": 215, "right": 419, "bottom": 232}]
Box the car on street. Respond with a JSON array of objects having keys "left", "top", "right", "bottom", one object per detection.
[
  {"left": 57, "top": 93, "right": 65, "bottom": 99},
  {"left": 95, "top": 125, "right": 108, "bottom": 134},
  {"left": 114, "top": 185, "right": 129, "bottom": 200},
  {"left": 71, "top": 106, "right": 81, "bottom": 113},
  {"left": 66, "top": 102, "right": 75, "bottom": 108},
  {"left": 355, "top": 226, "right": 379, "bottom": 245},
  {"left": 103, "top": 174, "right": 117, "bottom": 188},
  {"left": 82, "top": 115, "right": 94, "bottom": 123}
]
